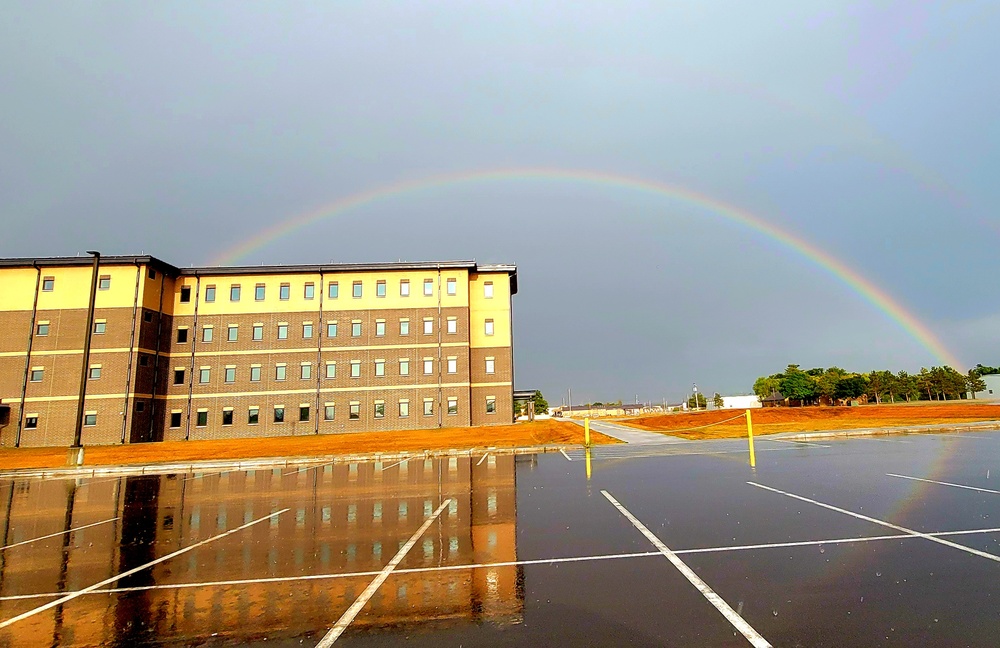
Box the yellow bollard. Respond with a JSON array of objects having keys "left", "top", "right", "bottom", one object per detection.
[
  {"left": 585, "top": 446, "right": 592, "bottom": 480},
  {"left": 745, "top": 409, "right": 756, "bottom": 468},
  {"left": 584, "top": 417, "right": 591, "bottom": 448}
]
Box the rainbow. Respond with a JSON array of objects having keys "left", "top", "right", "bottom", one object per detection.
[{"left": 212, "top": 167, "right": 963, "bottom": 368}]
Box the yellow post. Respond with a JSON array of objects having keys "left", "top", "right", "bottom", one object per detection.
[
  {"left": 585, "top": 446, "right": 592, "bottom": 480},
  {"left": 745, "top": 409, "right": 756, "bottom": 468},
  {"left": 584, "top": 417, "right": 591, "bottom": 448}
]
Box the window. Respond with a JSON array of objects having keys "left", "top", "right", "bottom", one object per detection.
[
  {"left": 423, "top": 279, "right": 433, "bottom": 296},
  {"left": 180, "top": 286, "right": 191, "bottom": 303},
  {"left": 98, "top": 275, "right": 111, "bottom": 290},
  {"left": 84, "top": 412, "right": 97, "bottom": 426},
  {"left": 277, "top": 324, "right": 288, "bottom": 339},
  {"left": 485, "top": 357, "right": 495, "bottom": 374},
  {"left": 399, "top": 319, "right": 409, "bottom": 335},
  {"left": 139, "top": 355, "right": 148, "bottom": 366},
  {"left": 230, "top": 285, "right": 241, "bottom": 301},
  {"left": 30, "top": 367, "right": 44, "bottom": 382},
  {"left": 350, "top": 361, "right": 361, "bottom": 378},
  {"left": 89, "top": 365, "right": 102, "bottom": 379},
  {"left": 196, "top": 410, "right": 208, "bottom": 427},
  {"left": 274, "top": 406, "right": 285, "bottom": 423},
  {"left": 276, "top": 364, "right": 287, "bottom": 381},
  {"left": 227, "top": 325, "right": 238, "bottom": 341},
  {"left": 225, "top": 366, "right": 236, "bottom": 383},
  {"left": 222, "top": 409, "right": 234, "bottom": 426},
  {"left": 484, "top": 281, "right": 494, "bottom": 298},
  {"left": 328, "top": 282, "right": 339, "bottom": 299},
  {"left": 423, "top": 399, "right": 433, "bottom": 416},
  {"left": 446, "top": 278, "right": 456, "bottom": 295},
  {"left": 325, "top": 362, "right": 336, "bottom": 379},
  {"left": 42, "top": 277, "right": 54, "bottom": 291},
  {"left": 400, "top": 279, "right": 410, "bottom": 296},
  {"left": 177, "top": 328, "right": 189, "bottom": 343},
  {"left": 205, "top": 285, "right": 216, "bottom": 302},
  {"left": 353, "top": 281, "right": 362, "bottom": 298},
  {"left": 447, "top": 357, "right": 457, "bottom": 374},
  {"left": 301, "top": 363, "right": 312, "bottom": 379},
  {"left": 446, "top": 318, "right": 457, "bottom": 334},
  {"left": 300, "top": 405, "right": 310, "bottom": 422},
  {"left": 374, "top": 360, "right": 385, "bottom": 377},
  {"left": 349, "top": 402, "right": 360, "bottom": 420},
  {"left": 423, "top": 359, "right": 433, "bottom": 375},
  {"left": 170, "top": 411, "right": 182, "bottom": 428},
  {"left": 148, "top": 269, "right": 157, "bottom": 280},
  {"left": 143, "top": 312, "right": 153, "bottom": 322},
  {"left": 136, "top": 402, "right": 144, "bottom": 412},
  {"left": 279, "top": 283, "right": 290, "bottom": 300},
  {"left": 303, "top": 323, "right": 313, "bottom": 339},
  {"left": 304, "top": 283, "right": 315, "bottom": 299},
  {"left": 352, "top": 321, "right": 361, "bottom": 337},
  {"left": 173, "top": 369, "right": 185, "bottom": 385},
  {"left": 327, "top": 321, "right": 337, "bottom": 338},
  {"left": 250, "top": 366, "right": 261, "bottom": 382},
  {"left": 376, "top": 280, "right": 386, "bottom": 297},
  {"left": 324, "top": 404, "right": 335, "bottom": 420},
  {"left": 447, "top": 397, "right": 458, "bottom": 415},
  {"left": 248, "top": 407, "right": 259, "bottom": 425},
  {"left": 199, "top": 367, "right": 210, "bottom": 383},
  {"left": 202, "top": 326, "right": 214, "bottom": 342},
  {"left": 485, "top": 319, "right": 494, "bottom": 336},
  {"left": 423, "top": 319, "right": 433, "bottom": 335},
  {"left": 375, "top": 320, "right": 385, "bottom": 337},
  {"left": 399, "top": 400, "right": 409, "bottom": 417},
  {"left": 374, "top": 401, "right": 385, "bottom": 419},
  {"left": 253, "top": 324, "right": 263, "bottom": 340},
  {"left": 94, "top": 320, "right": 106, "bottom": 334},
  {"left": 486, "top": 396, "right": 496, "bottom": 413},
  {"left": 399, "top": 359, "right": 410, "bottom": 376},
  {"left": 25, "top": 415, "right": 38, "bottom": 429}
]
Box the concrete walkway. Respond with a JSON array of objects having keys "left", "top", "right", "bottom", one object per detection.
[{"left": 571, "top": 419, "right": 683, "bottom": 444}]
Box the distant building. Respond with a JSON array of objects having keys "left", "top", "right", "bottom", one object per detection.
[
  {"left": 719, "top": 395, "right": 762, "bottom": 409},
  {"left": 971, "top": 374, "right": 1000, "bottom": 400}
]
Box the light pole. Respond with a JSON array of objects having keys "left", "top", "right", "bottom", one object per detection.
[{"left": 70, "top": 250, "right": 100, "bottom": 466}]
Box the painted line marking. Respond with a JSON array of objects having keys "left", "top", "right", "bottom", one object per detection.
[
  {"left": 284, "top": 463, "right": 332, "bottom": 476},
  {"left": 559, "top": 449, "right": 572, "bottom": 461},
  {"left": 748, "top": 482, "right": 1000, "bottom": 565},
  {"left": 602, "top": 489, "right": 772, "bottom": 648},
  {"left": 887, "top": 473, "right": 1000, "bottom": 495},
  {"left": 476, "top": 452, "right": 490, "bottom": 467},
  {"left": 315, "top": 499, "right": 451, "bottom": 647},
  {"left": 572, "top": 447, "right": 798, "bottom": 461},
  {"left": 7, "top": 525, "right": 1000, "bottom": 602},
  {"left": 382, "top": 458, "right": 408, "bottom": 471},
  {"left": 0, "top": 507, "right": 289, "bottom": 630},
  {"left": 0, "top": 517, "right": 119, "bottom": 552},
  {"left": 759, "top": 438, "right": 831, "bottom": 448}
]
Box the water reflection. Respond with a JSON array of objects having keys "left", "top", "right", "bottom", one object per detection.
[{"left": 0, "top": 453, "right": 522, "bottom": 646}]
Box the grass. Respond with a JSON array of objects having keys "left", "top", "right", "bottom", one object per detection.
[
  {"left": 0, "top": 419, "right": 620, "bottom": 471},
  {"left": 620, "top": 402, "right": 1000, "bottom": 440}
]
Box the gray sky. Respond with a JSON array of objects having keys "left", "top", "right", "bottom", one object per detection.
[{"left": 3, "top": 1, "right": 998, "bottom": 405}]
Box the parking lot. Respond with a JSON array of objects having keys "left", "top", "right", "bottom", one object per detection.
[{"left": 2, "top": 431, "right": 1000, "bottom": 646}]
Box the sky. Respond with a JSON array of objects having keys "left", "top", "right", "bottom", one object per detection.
[{"left": 2, "top": 1, "right": 998, "bottom": 405}]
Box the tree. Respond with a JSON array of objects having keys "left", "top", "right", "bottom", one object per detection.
[
  {"left": 967, "top": 370, "right": 987, "bottom": 399},
  {"left": 779, "top": 365, "right": 816, "bottom": 403},
  {"left": 896, "top": 370, "right": 918, "bottom": 402},
  {"left": 688, "top": 393, "right": 707, "bottom": 409},
  {"left": 834, "top": 375, "right": 867, "bottom": 400},
  {"left": 975, "top": 364, "right": 1000, "bottom": 376},
  {"left": 867, "top": 370, "right": 895, "bottom": 404},
  {"left": 713, "top": 392, "right": 725, "bottom": 409},
  {"left": 533, "top": 390, "right": 549, "bottom": 415},
  {"left": 753, "top": 375, "right": 782, "bottom": 399},
  {"left": 816, "top": 367, "right": 847, "bottom": 401}
]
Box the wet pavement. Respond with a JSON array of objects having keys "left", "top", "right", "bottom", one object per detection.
[{"left": 2, "top": 431, "right": 1000, "bottom": 646}]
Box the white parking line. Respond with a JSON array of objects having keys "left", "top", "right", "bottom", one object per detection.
[
  {"left": 0, "top": 508, "right": 289, "bottom": 630},
  {"left": 284, "top": 463, "right": 331, "bottom": 476},
  {"left": 0, "top": 517, "right": 118, "bottom": 552},
  {"left": 382, "top": 458, "right": 408, "bottom": 471},
  {"left": 476, "top": 453, "right": 490, "bottom": 466},
  {"left": 315, "top": 499, "right": 451, "bottom": 646},
  {"left": 759, "top": 438, "right": 831, "bottom": 448},
  {"left": 559, "top": 449, "right": 572, "bottom": 461},
  {"left": 602, "top": 490, "right": 772, "bottom": 648},
  {"left": 886, "top": 473, "right": 1000, "bottom": 495},
  {"left": 748, "top": 482, "right": 1000, "bottom": 565}
]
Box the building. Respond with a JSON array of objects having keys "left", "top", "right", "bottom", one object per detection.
[
  {"left": 971, "top": 374, "right": 1000, "bottom": 400},
  {"left": 0, "top": 256, "right": 517, "bottom": 448}
]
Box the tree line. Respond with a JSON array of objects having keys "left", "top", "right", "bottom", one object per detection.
[{"left": 752, "top": 364, "right": 995, "bottom": 405}]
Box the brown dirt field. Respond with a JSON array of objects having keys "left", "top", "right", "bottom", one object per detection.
[
  {"left": 623, "top": 403, "right": 1000, "bottom": 440},
  {"left": 0, "top": 420, "right": 619, "bottom": 471}
]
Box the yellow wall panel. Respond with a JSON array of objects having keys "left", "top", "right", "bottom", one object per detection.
[{"left": 469, "top": 272, "right": 512, "bottom": 348}]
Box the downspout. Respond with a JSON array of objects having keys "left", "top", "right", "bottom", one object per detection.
[
  {"left": 119, "top": 260, "right": 142, "bottom": 444},
  {"left": 315, "top": 271, "right": 324, "bottom": 434},
  {"left": 436, "top": 265, "right": 443, "bottom": 428},
  {"left": 14, "top": 263, "right": 41, "bottom": 447},
  {"left": 184, "top": 274, "right": 201, "bottom": 441},
  {"left": 147, "top": 270, "right": 166, "bottom": 442}
]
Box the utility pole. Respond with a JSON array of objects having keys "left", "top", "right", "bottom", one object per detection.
[{"left": 70, "top": 251, "right": 100, "bottom": 466}]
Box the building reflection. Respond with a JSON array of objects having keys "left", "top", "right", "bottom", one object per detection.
[{"left": 0, "top": 454, "right": 522, "bottom": 646}]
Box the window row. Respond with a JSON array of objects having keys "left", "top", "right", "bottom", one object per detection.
[
  {"left": 38, "top": 275, "right": 113, "bottom": 292},
  {"left": 170, "top": 356, "right": 494, "bottom": 385},
  {"left": 175, "top": 317, "right": 493, "bottom": 343},
  {"left": 178, "top": 277, "right": 496, "bottom": 304},
  {"left": 168, "top": 396, "right": 497, "bottom": 428}
]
